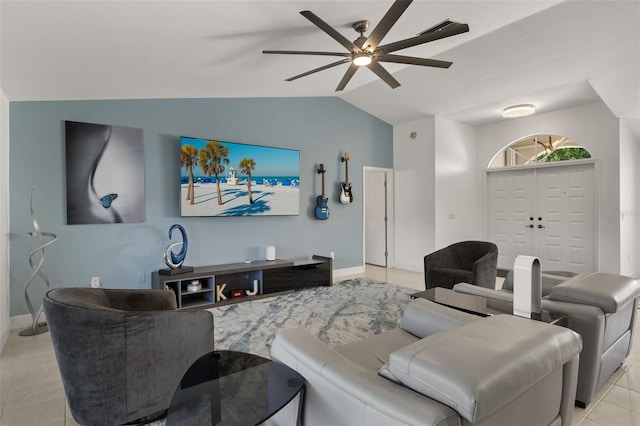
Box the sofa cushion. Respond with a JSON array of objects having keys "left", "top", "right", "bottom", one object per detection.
[
  {"left": 336, "top": 328, "right": 418, "bottom": 372},
  {"left": 427, "top": 268, "right": 473, "bottom": 289},
  {"left": 379, "top": 315, "right": 581, "bottom": 423},
  {"left": 548, "top": 272, "right": 640, "bottom": 313}
]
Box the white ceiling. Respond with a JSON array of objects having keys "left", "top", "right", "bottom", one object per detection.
[{"left": 1, "top": 0, "right": 638, "bottom": 138}]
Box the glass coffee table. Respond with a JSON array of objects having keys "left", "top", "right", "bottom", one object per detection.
[
  {"left": 166, "top": 350, "right": 304, "bottom": 425},
  {"left": 411, "top": 287, "right": 566, "bottom": 325}
]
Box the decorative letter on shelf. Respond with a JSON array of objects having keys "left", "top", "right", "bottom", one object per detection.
[
  {"left": 216, "top": 283, "right": 228, "bottom": 302},
  {"left": 246, "top": 279, "right": 260, "bottom": 296}
]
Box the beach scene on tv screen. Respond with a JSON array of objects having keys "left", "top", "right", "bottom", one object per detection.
[{"left": 180, "top": 137, "right": 300, "bottom": 216}]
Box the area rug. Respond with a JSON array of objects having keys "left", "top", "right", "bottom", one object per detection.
[{"left": 208, "top": 278, "right": 415, "bottom": 358}]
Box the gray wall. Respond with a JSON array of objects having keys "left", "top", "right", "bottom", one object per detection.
[{"left": 9, "top": 97, "right": 392, "bottom": 316}]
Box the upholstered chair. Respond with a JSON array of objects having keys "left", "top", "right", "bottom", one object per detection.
[
  {"left": 454, "top": 272, "right": 640, "bottom": 407},
  {"left": 43, "top": 287, "right": 214, "bottom": 426},
  {"left": 424, "top": 240, "right": 498, "bottom": 290},
  {"left": 271, "top": 298, "right": 581, "bottom": 426}
]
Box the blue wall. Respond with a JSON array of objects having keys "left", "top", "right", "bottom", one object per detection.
[{"left": 9, "top": 97, "right": 392, "bottom": 315}]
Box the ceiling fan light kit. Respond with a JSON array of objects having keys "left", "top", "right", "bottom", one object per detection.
[
  {"left": 353, "top": 53, "right": 373, "bottom": 66},
  {"left": 263, "top": 0, "right": 469, "bottom": 91},
  {"left": 502, "top": 104, "right": 536, "bottom": 118}
]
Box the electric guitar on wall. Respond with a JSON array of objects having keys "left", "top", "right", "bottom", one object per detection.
[
  {"left": 339, "top": 151, "right": 353, "bottom": 204},
  {"left": 315, "top": 164, "right": 330, "bottom": 220}
]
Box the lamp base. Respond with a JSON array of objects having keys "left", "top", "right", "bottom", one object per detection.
[
  {"left": 159, "top": 266, "right": 195, "bottom": 276},
  {"left": 19, "top": 323, "right": 48, "bottom": 336}
]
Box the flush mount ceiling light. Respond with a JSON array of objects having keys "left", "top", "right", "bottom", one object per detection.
[{"left": 502, "top": 104, "right": 536, "bottom": 118}]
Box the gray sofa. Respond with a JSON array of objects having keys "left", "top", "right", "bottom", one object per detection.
[
  {"left": 43, "top": 287, "right": 214, "bottom": 426},
  {"left": 271, "top": 298, "right": 581, "bottom": 426},
  {"left": 454, "top": 271, "right": 640, "bottom": 407}
]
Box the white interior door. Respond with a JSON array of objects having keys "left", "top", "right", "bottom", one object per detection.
[
  {"left": 364, "top": 168, "right": 393, "bottom": 267},
  {"left": 487, "top": 162, "right": 596, "bottom": 273}
]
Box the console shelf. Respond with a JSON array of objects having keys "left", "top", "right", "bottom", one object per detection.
[{"left": 152, "top": 255, "right": 332, "bottom": 309}]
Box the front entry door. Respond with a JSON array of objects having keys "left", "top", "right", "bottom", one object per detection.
[
  {"left": 535, "top": 163, "right": 595, "bottom": 272},
  {"left": 487, "top": 161, "right": 596, "bottom": 273},
  {"left": 487, "top": 168, "right": 536, "bottom": 268}
]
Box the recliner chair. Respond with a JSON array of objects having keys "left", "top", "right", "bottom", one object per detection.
[
  {"left": 454, "top": 271, "right": 640, "bottom": 407},
  {"left": 424, "top": 240, "right": 498, "bottom": 290},
  {"left": 271, "top": 298, "right": 581, "bottom": 426},
  {"left": 43, "top": 287, "right": 214, "bottom": 425}
]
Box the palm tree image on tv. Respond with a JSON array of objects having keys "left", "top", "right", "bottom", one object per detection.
[
  {"left": 181, "top": 144, "right": 199, "bottom": 205},
  {"left": 180, "top": 136, "right": 300, "bottom": 217},
  {"left": 239, "top": 157, "right": 256, "bottom": 204},
  {"left": 198, "top": 141, "right": 229, "bottom": 206}
]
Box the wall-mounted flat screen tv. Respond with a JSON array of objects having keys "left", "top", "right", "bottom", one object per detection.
[{"left": 180, "top": 136, "right": 300, "bottom": 217}]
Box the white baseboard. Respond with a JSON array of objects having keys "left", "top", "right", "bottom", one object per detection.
[
  {"left": 333, "top": 266, "right": 365, "bottom": 279},
  {"left": 392, "top": 262, "right": 422, "bottom": 273},
  {"left": 10, "top": 313, "right": 42, "bottom": 330}
]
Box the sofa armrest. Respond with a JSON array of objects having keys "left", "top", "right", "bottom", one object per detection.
[
  {"left": 471, "top": 249, "right": 498, "bottom": 289},
  {"left": 541, "top": 299, "right": 605, "bottom": 405},
  {"left": 401, "top": 298, "right": 480, "bottom": 338},
  {"left": 424, "top": 245, "right": 455, "bottom": 270},
  {"left": 453, "top": 283, "right": 515, "bottom": 302},
  {"left": 123, "top": 309, "right": 214, "bottom": 416},
  {"left": 548, "top": 272, "right": 640, "bottom": 313},
  {"left": 271, "top": 328, "right": 460, "bottom": 426}
]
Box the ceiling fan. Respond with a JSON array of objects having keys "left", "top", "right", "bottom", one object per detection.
[{"left": 263, "top": 0, "right": 469, "bottom": 91}]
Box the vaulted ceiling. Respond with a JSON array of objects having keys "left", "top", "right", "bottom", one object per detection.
[{"left": 1, "top": 1, "right": 638, "bottom": 139}]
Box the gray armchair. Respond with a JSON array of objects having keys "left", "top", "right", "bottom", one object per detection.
[
  {"left": 43, "top": 287, "right": 214, "bottom": 425},
  {"left": 424, "top": 240, "right": 498, "bottom": 290}
]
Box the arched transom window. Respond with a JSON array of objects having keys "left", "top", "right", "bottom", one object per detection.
[{"left": 489, "top": 134, "right": 591, "bottom": 168}]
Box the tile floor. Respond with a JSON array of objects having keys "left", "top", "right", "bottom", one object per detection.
[{"left": 0, "top": 266, "right": 639, "bottom": 425}]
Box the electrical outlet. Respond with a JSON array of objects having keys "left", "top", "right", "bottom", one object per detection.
[{"left": 91, "top": 276, "right": 100, "bottom": 288}]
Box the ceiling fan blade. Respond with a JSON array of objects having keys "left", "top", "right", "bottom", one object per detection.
[
  {"left": 367, "top": 61, "right": 401, "bottom": 89},
  {"left": 376, "top": 22, "right": 469, "bottom": 54},
  {"left": 300, "top": 10, "right": 359, "bottom": 52},
  {"left": 365, "top": 0, "right": 413, "bottom": 50},
  {"left": 285, "top": 58, "right": 352, "bottom": 82},
  {"left": 335, "top": 63, "right": 359, "bottom": 92},
  {"left": 376, "top": 54, "right": 452, "bottom": 68},
  {"left": 263, "top": 50, "right": 351, "bottom": 58}
]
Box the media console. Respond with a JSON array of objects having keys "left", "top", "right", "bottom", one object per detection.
[{"left": 152, "top": 255, "right": 332, "bottom": 309}]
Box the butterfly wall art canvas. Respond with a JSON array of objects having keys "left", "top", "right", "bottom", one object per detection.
[{"left": 65, "top": 121, "right": 145, "bottom": 224}]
